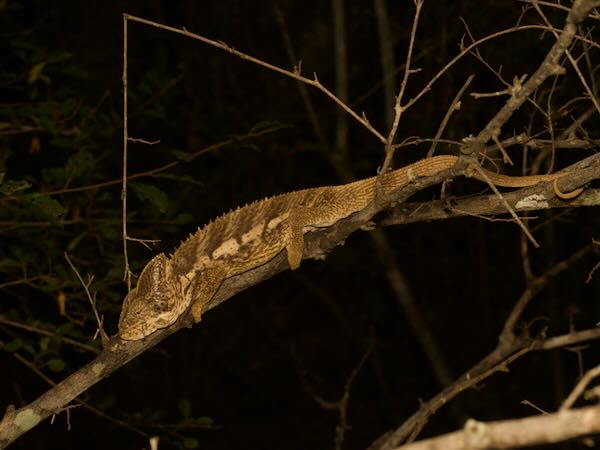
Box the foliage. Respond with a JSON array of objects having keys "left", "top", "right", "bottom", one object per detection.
[{"left": 0, "top": 2, "right": 180, "bottom": 381}]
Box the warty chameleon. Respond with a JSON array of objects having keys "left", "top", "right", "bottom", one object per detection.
[{"left": 118, "top": 155, "right": 576, "bottom": 340}]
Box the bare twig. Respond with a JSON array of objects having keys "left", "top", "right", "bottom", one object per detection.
[
  {"left": 304, "top": 340, "right": 374, "bottom": 450},
  {"left": 396, "top": 403, "right": 600, "bottom": 450},
  {"left": 64, "top": 253, "right": 109, "bottom": 346},
  {"left": 375, "top": 243, "right": 593, "bottom": 450},
  {"left": 381, "top": 0, "right": 424, "bottom": 175},
  {"left": 40, "top": 130, "right": 281, "bottom": 197},
  {"left": 122, "top": 14, "right": 131, "bottom": 290},
  {"left": 561, "top": 364, "right": 600, "bottom": 410},
  {"left": 276, "top": 0, "right": 453, "bottom": 403},
  {"left": 469, "top": 164, "right": 540, "bottom": 248},
  {"left": 427, "top": 75, "right": 474, "bottom": 158},
  {"left": 469, "top": 0, "right": 600, "bottom": 150},
  {"left": 532, "top": 2, "right": 600, "bottom": 114},
  {"left": 502, "top": 244, "right": 590, "bottom": 336},
  {"left": 124, "top": 14, "right": 386, "bottom": 143}
]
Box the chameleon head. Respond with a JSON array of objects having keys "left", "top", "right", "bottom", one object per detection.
[{"left": 118, "top": 253, "right": 182, "bottom": 340}]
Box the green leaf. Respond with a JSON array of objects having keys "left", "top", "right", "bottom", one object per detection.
[
  {"left": 170, "top": 150, "right": 194, "bottom": 163},
  {"left": 67, "top": 230, "right": 88, "bottom": 252},
  {"left": 3, "top": 338, "right": 23, "bottom": 352},
  {"left": 183, "top": 438, "right": 199, "bottom": 449},
  {"left": 190, "top": 416, "right": 213, "bottom": 426},
  {"left": 10, "top": 39, "right": 42, "bottom": 52},
  {"left": 47, "top": 51, "right": 74, "bottom": 65},
  {"left": 46, "top": 358, "right": 66, "bottom": 372},
  {"left": 0, "top": 179, "right": 31, "bottom": 195},
  {"left": 248, "top": 120, "right": 292, "bottom": 135},
  {"left": 130, "top": 183, "right": 168, "bottom": 214},
  {"left": 28, "top": 62, "right": 46, "bottom": 84},
  {"left": 23, "top": 344, "right": 36, "bottom": 356},
  {"left": 39, "top": 337, "right": 50, "bottom": 352},
  {"left": 65, "top": 149, "right": 95, "bottom": 180},
  {"left": 24, "top": 193, "right": 66, "bottom": 219},
  {"left": 155, "top": 173, "right": 204, "bottom": 187}
]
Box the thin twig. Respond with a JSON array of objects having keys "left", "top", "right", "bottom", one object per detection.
[
  {"left": 64, "top": 253, "right": 109, "bottom": 346},
  {"left": 41, "top": 130, "right": 279, "bottom": 197},
  {"left": 124, "top": 14, "right": 386, "bottom": 143},
  {"left": 427, "top": 74, "right": 474, "bottom": 158},
  {"left": 471, "top": 0, "right": 600, "bottom": 149},
  {"left": 122, "top": 14, "right": 131, "bottom": 290},
  {"left": 376, "top": 243, "right": 593, "bottom": 450},
  {"left": 470, "top": 164, "right": 540, "bottom": 248},
  {"left": 533, "top": 2, "right": 600, "bottom": 114},
  {"left": 381, "top": 0, "right": 424, "bottom": 175},
  {"left": 0, "top": 316, "right": 99, "bottom": 353},
  {"left": 560, "top": 364, "right": 600, "bottom": 410}
]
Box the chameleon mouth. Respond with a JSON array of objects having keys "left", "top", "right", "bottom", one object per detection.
[{"left": 119, "top": 310, "right": 178, "bottom": 340}]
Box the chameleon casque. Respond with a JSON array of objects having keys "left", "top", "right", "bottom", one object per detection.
[{"left": 118, "top": 154, "right": 575, "bottom": 340}]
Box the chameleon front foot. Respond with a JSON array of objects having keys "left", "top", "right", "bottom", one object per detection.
[{"left": 189, "top": 265, "right": 228, "bottom": 322}]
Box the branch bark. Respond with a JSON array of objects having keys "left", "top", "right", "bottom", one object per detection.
[
  {"left": 0, "top": 160, "right": 462, "bottom": 448},
  {"left": 395, "top": 404, "right": 600, "bottom": 450}
]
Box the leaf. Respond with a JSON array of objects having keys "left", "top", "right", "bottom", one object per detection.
[
  {"left": 28, "top": 62, "right": 46, "bottom": 84},
  {"left": 248, "top": 120, "right": 292, "bottom": 135},
  {"left": 171, "top": 150, "right": 194, "bottom": 163},
  {"left": 130, "top": 183, "right": 168, "bottom": 213},
  {"left": 24, "top": 193, "right": 66, "bottom": 219},
  {"left": 189, "top": 416, "right": 213, "bottom": 426},
  {"left": 3, "top": 338, "right": 23, "bottom": 352},
  {"left": 39, "top": 337, "right": 50, "bottom": 352},
  {"left": 183, "top": 438, "right": 199, "bottom": 449},
  {"left": 154, "top": 173, "right": 204, "bottom": 187},
  {"left": 23, "top": 344, "right": 36, "bottom": 356},
  {"left": 46, "top": 358, "right": 66, "bottom": 372},
  {"left": 65, "top": 149, "right": 95, "bottom": 180},
  {"left": 0, "top": 179, "right": 31, "bottom": 195},
  {"left": 47, "top": 50, "right": 75, "bottom": 65},
  {"left": 67, "top": 230, "right": 88, "bottom": 252},
  {"left": 10, "top": 39, "right": 43, "bottom": 52}
]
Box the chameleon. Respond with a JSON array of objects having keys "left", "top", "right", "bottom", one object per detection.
[{"left": 118, "top": 154, "right": 578, "bottom": 340}]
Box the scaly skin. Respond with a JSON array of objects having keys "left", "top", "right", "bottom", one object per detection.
[{"left": 118, "top": 155, "right": 573, "bottom": 340}]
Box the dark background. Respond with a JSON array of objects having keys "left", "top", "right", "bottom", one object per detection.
[{"left": 0, "top": 1, "right": 598, "bottom": 449}]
